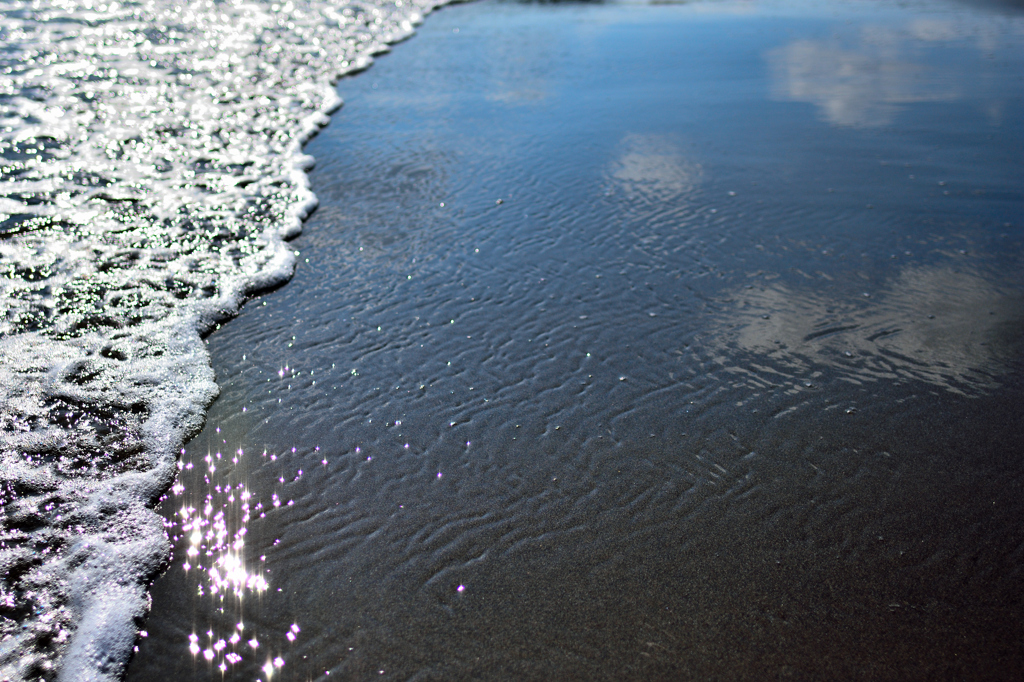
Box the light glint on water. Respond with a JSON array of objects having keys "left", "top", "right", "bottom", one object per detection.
[{"left": 163, "top": 437, "right": 318, "bottom": 678}]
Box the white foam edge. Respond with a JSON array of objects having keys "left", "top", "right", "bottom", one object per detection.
[
  {"left": 53, "top": 3, "right": 456, "bottom": 680},
  {"left": 37, "top": 317, "right": 217, "bottom": 682}
]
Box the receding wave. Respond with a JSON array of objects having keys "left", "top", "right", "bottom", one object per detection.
[{"left": 0, "top": 0, "right": 450, "bottom": 679}]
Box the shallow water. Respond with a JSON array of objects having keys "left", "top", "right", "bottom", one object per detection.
[
  {"left": 118, "top": 0, "right": 1024, "bottom": 679},
  {"left": 0, "top": 0, "right": 450, "bottom": 679}
]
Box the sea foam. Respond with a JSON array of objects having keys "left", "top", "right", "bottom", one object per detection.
[{"left": 0, "top": 0, "right": 450, "bottom": 679}]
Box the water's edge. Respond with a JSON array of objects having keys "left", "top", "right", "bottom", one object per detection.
[{"left": 0, "top": 2, "right": 458, "bottom": 679}]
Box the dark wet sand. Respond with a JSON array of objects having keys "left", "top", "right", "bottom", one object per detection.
[{"left": 129, "top": 1, "right": 1024, "bottom": 680}]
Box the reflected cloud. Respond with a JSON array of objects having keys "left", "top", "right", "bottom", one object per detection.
[
  {"left": 908, "top": 18, "right": 963, "bottom": 42},
  {"left": 485, "top": 87, "right": 547, "bottom": 104},
  {"left": 713, "top": 266, "right": 1024, "bottom": 396},
  {"left": 767, "top": 6, "right": 1024, "bottom": 127},
  {"left": 608, "top": 133, "right": 701, "bottom": 200},
  {"left": 767, "top": 36, "right": 957, "bottom": 127}
]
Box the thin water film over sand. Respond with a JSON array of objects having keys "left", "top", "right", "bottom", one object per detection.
[{"left": 129, "top": 0, "right": 1024, "bottom": 680}]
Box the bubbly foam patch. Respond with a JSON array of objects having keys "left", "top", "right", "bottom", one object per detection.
[{"left": 0, "top": 0, "right": 450, "bottom": 679}]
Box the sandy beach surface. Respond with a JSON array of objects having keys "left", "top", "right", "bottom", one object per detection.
[{"left": 128, "top": 1, "right": 1024, "bottom": 679}]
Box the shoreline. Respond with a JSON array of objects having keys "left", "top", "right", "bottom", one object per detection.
[
  {"left": 0, "top": 1, "right": 458, "bottom": 680},
  {"left": 129, "top": 0, "right": 1024, "bottom": 680}
]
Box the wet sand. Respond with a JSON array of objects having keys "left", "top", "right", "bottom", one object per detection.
[{"left": 128, "top": 1, "right": 1024, "bottom": 680}]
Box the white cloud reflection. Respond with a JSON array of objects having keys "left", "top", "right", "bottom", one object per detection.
[
  {"left": 609, "top": 133, "right": 702, "bottom": 200},
  {"left": 768, "top": 8, "right": 1024, "bottom": 128},
  {"left": 712, "top": 266, "right": 1023, "bottom": 396},
  {"left": 768, "top": 34, "right": 958, "bottom": 127}
]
